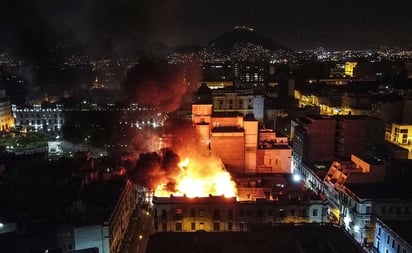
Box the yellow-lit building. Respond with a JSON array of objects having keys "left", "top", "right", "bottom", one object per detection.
[
  {"left": 152, "top": 194, "right": 326, "bottom": 232},
  {"left": 202, "top": 81, "right": 233, "bottom": 90},
  {"left": 0, "top": 91, "right": 14, "bottom": 130},
  {"left": 389, "top": 123, "right": 412, "bottom": 145},
  {"left": 345, "top": 62, "right": 358, "bottom": 77}
]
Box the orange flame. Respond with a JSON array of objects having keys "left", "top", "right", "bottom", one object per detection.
[{"left": 155, "top": 157, "right": 237, "bottom": 198}]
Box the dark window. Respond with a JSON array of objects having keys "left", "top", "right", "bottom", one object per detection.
[
  {"left": 228, "top": 222, "right": 233, "bottom": 231},
  {"left": 300, "top": 209, "right": 307, "bottom": 217},
  {"left": 381, "top": 206, "right": 386, "bottom": 214},
  {"left": 240, "top": 209, "right": 245, "bottom": 217},
  {"left": 191, "top": 222, "right": 195, "bottom": 230},
  {"left": 312, "top": 209, "right": 318, "bottom": 216},
  {"left": 162, "top": 222, "right": 167, "bottom": 231},
  {"left": 392, "top": 239, "right": 395, "bottom": 248},
  {"left": 366, "top": 206, "right": 371, "bottom": 214},
  {"left": 378, "top": 227, "right": 381, "bottom": 236},
  {"left": 257, "top": 209, "right": 263, "bottom": 217},
  {"left": 389, "top": 206, "right": 394, "bottom": 214},
  {"left": 199, "top": 209, "right": 205, "bottom": 217},
  {"left": 268, "top": 209, "right": 274, "bottom": 216},
  {"left": 190, "top": 209, "right": 196, "bottom": 217},
  {"left": 175, "top": 223, "right": 182, "bottom": 231},
  {"left": 161, "top": 209, "right": 167, "bottom": 219},
  {"left": 387, "top": 235, "right": 390, "bottom": 243},
  {"left": 396, "top": 206, "right": 401, "bottom": 214},
  {"left": 228, "top": 209, "right": 233, "bottom": 219},
  {"left": 290, "top": 209, "right": 295, "bottom": 216},
  {"left": 214, "top": 223, "right": 220, "bottom": 231},
  {"left": 213, "top": 209, "right": 220, "bottom": 219}
]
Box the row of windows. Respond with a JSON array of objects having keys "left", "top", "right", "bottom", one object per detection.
[
  {"left": 18, "top": 113, "right": 63, "bottom": 118},
  {"left": 381, "top": 205, "right": 410, "bottom": 215},
  {"left": 376, "top": 226, "right": 409, "bottom": 253},
  {"left": 157, "top": 207, "right": 316, "bottom": 219},
  {"left": 19, "top": 119, "right": 63, "bottom": 125},
  {"left": 158, "top": 221, "right": 236, "bottom": 232}
]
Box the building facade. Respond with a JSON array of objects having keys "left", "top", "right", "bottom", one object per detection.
[
  {"left": 373, "top": 218, "right": 412, "bottom": 253},
  {"left": 152, "top": 195, "right": 327, "bottom": 233},
  {"left": 13, "top": 104, "right": 64, "bottom": 132},
  {"left": 0, "top": 90, "right": 14, "bottom": 130}
]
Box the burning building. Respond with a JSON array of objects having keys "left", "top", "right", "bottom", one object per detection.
[
  {"left": 192, "top": 84, "right": 292, "bottom": 174},
  {"left": 152, "top": 187, "right": 327, "bottom": 233}
]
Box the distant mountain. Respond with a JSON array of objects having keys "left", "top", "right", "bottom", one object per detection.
[
  {"left": 208, "top": 26, "right": 290, "bottom": 53},
  {"left": 173, "top": 45, "right": 204, "bottom": 54}
]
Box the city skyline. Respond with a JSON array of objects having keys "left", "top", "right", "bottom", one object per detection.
[{"left": 1, "top": 0, "right": 412, "bottom": 60}]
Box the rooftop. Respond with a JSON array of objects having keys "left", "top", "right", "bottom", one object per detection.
[
  {"left": 211, "top": 126, "right": 244, "bottom": 133},
  {"left": 212, "top": 111, "right": 244, "bottom": 118},
  {"left": 344, "top": 183, "right": 412, "bottom": 199},
  {"left": 146, "top": 224, "right": 365, "bottom": 253}
]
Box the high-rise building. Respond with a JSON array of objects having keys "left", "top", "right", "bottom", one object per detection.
[{"left": 292, "top": 115, "right": 336, "bottom": 167}]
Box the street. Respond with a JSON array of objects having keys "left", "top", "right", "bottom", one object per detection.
[{"left": 127, "top": 208, "right": 154, "bottom": 253}]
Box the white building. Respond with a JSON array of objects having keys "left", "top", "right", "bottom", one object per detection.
[
  {"left": 13, "top": 104, "right": 64, "bottom": 132},
  {"left": 373, "top": 218, "right": 412, "bottom": 253}
]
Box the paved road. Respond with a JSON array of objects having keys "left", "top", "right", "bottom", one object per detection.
[{"left": 127, "top": 209, "right": 154, "bottom": 253}]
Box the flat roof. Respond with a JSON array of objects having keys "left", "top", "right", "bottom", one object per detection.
[
  {"left": 146, "top": 224, "right": 365, "bottom": 253},
  {"left": 212, "top": 111, "right": 243, "bottom": 117},
  {"left": 344, "top": 183, "right": 412, "bottom": 199},
  {"left": 211, "top": 126, "right": 244, "bottom": 133}
]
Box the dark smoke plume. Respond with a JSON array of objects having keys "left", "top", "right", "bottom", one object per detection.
[
  {"left": 128, "top": 148, "right": 180, "bottom": 190},
  {"left": 122, "top": 59, "right": 188, "bottom": 113}
]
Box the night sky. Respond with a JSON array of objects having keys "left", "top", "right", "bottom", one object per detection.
[{"left": 1, "top": 0, "right": 412, "bottom": 59}]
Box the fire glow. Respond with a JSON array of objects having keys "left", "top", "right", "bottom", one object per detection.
[{"left": 154, "top": 157, "right": 237, "bottom": 198}]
